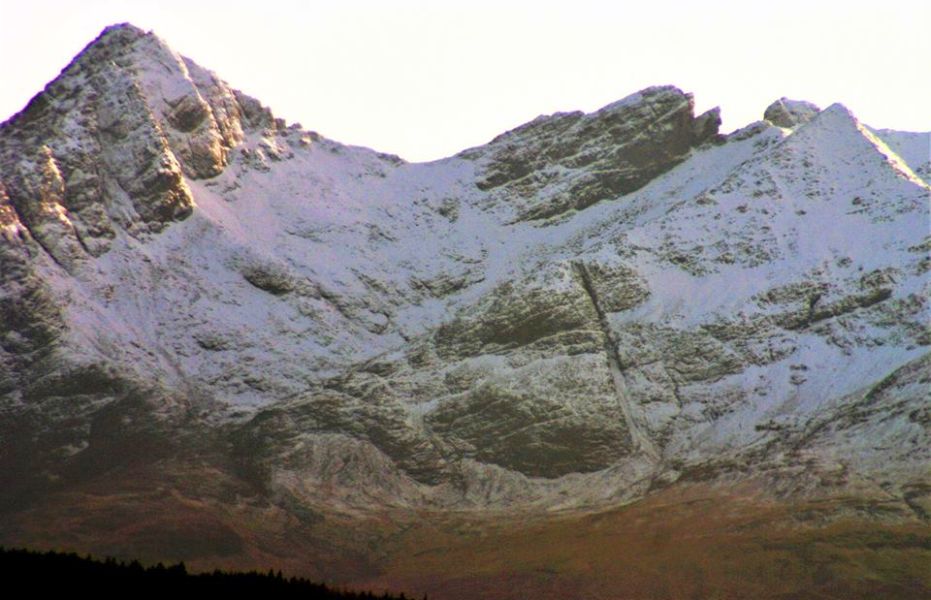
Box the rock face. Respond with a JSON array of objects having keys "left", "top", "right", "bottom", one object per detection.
[
  {"left": 764, "top": 97, "right": 821, "bottom": 128},
  {"left": 470, "top": 87, "right": 723, "bottom": 222},
  {"left": 1, "top": 24, "right": 930, "bottom": 576},
  {"left": 0, "top": 24, "right": 280, "bottom": 268}
]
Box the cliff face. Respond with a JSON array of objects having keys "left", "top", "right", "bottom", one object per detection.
[
  {"left": 1, "top": 23, "right": 929, "bottom": 592},
  {"left": 469, "top": 85, "right": 723, "bottom": 222}
]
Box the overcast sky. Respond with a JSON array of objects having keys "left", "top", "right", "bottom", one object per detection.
[{"left": 1, "top": 0, "right": 928, "bottom": 161}]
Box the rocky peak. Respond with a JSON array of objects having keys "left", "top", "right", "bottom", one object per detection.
[
  {"left": 763, "top": 97, "right": 821, "bottom": 128},
  {"left": 71, "top": 22, "right": 149, "bottom": 62},
  {"left": 0, "top": 23, "right": 284, "bottom": 269},
  {"left": 469, "top": 86, "right": 723, "bottom": 222}
]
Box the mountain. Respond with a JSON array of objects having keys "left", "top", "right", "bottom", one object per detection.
[{"left": 1, "top": 23, "right": 929, "bottom": 599}]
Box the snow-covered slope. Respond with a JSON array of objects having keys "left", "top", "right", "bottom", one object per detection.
[{"left": 1, "top": 24, "right": 928, "bottom": 526}]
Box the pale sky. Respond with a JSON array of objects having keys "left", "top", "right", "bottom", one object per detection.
[{"left": 1, "top": 0, "right": 928, "bottom": 162}]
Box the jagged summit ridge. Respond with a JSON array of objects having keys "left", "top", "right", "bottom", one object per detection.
[
  {"left": 468, "top": 85, "right": 723, "bottom": 221},
  {"left": 0, "top": 24, "right": 929, "bottom": 530}
]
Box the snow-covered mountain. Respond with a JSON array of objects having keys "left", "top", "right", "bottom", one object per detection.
[{"left": 1, "top": 23, "right": 928, "bottom": 598}]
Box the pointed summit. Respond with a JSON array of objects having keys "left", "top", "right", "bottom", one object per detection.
[
  {"left": 99, "top": 21, "right": 146, "bottom": 35},
  {"left": 60, "top": 22, "right": 156, "bottom": 82},
  {"left": 90, "top": 21, "right": 148, "bottom": 44},
  {"left": 0, "top": 23, "right": 286, "bottom": 266},
  {"left": 786, "top": 102, "right": 929, "bottom": 187}
]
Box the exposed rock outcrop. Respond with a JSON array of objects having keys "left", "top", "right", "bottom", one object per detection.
[
  {"left": 764, "top": 97, "right": 821, "bottom": 128},
  {"left": 0, "top": 23, "right": 282, "bottom": 266},
  {"left": 469, "top": 86, "right": 723, "bottom": 222}
]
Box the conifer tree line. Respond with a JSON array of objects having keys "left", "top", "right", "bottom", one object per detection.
[{"left": 0, "top": 547, "right": 422, "bottom": 598}]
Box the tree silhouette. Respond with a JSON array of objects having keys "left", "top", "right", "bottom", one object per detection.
[{"left": 0, "top": 546, "right": 414, "bottom": 598}]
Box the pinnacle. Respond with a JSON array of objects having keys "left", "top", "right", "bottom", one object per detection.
[
  {"left": 70, "top": 22, "right": 153, "bottom": 67},
  {"left": 100, "top": 22, "right": 147, "bottom": 35},
  {"left": 95, "top": 22, "right": 148, "bottom": 43}
]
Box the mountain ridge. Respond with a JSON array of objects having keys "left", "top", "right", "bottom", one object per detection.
[{"left": 1, "top": 23, "right": 929, "bottom": 599}]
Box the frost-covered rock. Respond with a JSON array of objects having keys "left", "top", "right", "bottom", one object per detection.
[
  {"left": 1, "top": 24, "right": 929, "bottom": 523},
  {"left": 469, "top": 86, "right": 723, "bottom": 222},
  {"left": 764, "top": 97, "right": 821, "bottom": 128},
  {"left": 0, "top": 24, "right": 281, "bottom": 265}
]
